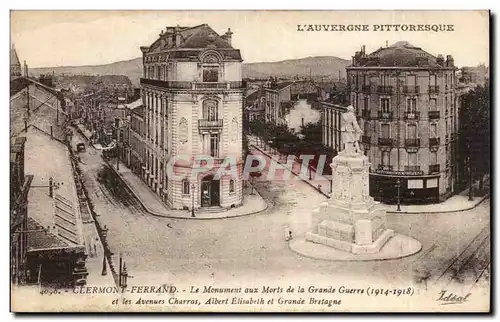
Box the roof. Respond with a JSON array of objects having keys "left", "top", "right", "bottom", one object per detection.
[
  {"left": 245, "top": 91, "right": 260, "bottom": 105},
  {"left": 125, "top": 98, "right": 143, "bottom": 110},
  {"left": 11, "top": 46, "right": 21, "bottom": 66},
  {"left": 131, "top": 105, "right": 145, "bottom": 118},
  {"left": 24, "top": 126, "right": 84, "bottom": 251},
  {"left": 267, "top": 81, "right": 294, "bottom": 92},
  {"left": 353, "top": 41, "right": 444, "bottom": 68},
  {"left": 144, "top": 24, "right": 242, "bottom": 61}
]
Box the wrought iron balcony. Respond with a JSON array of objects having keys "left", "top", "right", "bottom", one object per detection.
[
  {"left": 361, "top": 135, "right": 371, "bottom": 144},
  {"left": 429, "top": 164, "right": 440, "bottom": 174},
  {"left": 140, "top": 78, "right": 246, "bottom": 90},
  {"left": 428, "top": 110, "right": 440, "bottom": 119},
  {"left": 405, "top": 138, "right": 421, "bottom": 147},
  {"left": 403, "top": 85, "right": 420, "bottom": 94},
  {"left": 428, "top": 85, "right": 439, "bottom": 94},
  {"left": 377, "top": 85, "right": 393, "bottom": 94},
  {"left": 377, "top": 165, "right": 393, "bottom": 171},
  {"left": 198, "top": 119, "right": 223, "bottom": 132},
  {"left": 404, "top": 165, "right": 421, "bottom": 172},
  {"left": 361, "top": 85, "right": 371, "bottom": 92},
  {"left": 378, "top": 138, "right": 394, "bottom": 146},
  {"left": 429, "top": 137, "right": 440, "bottom": 146},
  {"left": 404, "top": 111, "right": 420, "bottom": 120},
  {"left": 378, "top": 111, "right": 393, "bottom": 120},
  {"left": 361, "top": 109, "right": 370, "bottom": 118}
]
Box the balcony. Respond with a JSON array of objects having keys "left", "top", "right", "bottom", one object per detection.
[
  {"left": 140, "top": 78, "right": 246, "bottom": 90},
  {"left": 404, "top": 111, "right": 420, "bottom": 120},
  {"left": 405, "top": 138, "right": 421, "bottom": 147},
  {"left": 428, "top": 85, "right": 439, "bottom": 94},
  {"left": 403, "top": 85, "right": 420, "bottom": 94},
  {"left": 198, "top": 119, "right": 223, "bottom": 132},
  {"left": 361, "top": 109, "right": 370, "bottom": 118},
  {"left": 377, "top": 85, "right": 393, "bottom": 94},
  {"left": 404, "top": 165, "right": 421, "bottom": 172},
  {"left": 377, "top": 165, "right": 393, "bottom": 171},
  {"left": 429, "top": 164, "right": 440, "bottom": 174},
  {"left": 361, "top": 135, "right": 371, "bottom": 144},
  {"left": 429, "top": 137, "right": 440, "bottom": 146},
  {"left": 428, "top": 110, "right": 440, "bottom": 119},
  {"left": 378, "top": 111, "right": 393, "bottom": 120},
  {"left": 378, "top": 138, "right": 394, "bottom": 146},
  {"left": 361, "top": 85, "right": 371, "bottom": 92}
]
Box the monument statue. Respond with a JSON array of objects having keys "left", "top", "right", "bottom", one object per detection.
[{"left": 341, "top": 105, "right": 363, "bottom": 154}]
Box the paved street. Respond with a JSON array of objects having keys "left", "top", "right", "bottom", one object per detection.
[{"left": 73, "top": 129, "right": 490, "bottom": 300}]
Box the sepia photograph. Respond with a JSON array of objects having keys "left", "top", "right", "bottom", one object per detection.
[{"left": 9, "top": 10, "right": 491, "bottom": 312}]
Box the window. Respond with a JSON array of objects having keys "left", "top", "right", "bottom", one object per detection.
[
  {"left": 407, "top": 124, "right": 417, "bottom": 139},
  {"left": 407, "top": 75, "right": 416, "bottom": 86},
  {"left": 203, "top": 67, "right": 219, "bottom": 82},
  {"left": 430, "top": 151, "right": 437, "bottom": 165},
  {"left": 364, "top": 122, "right": 370, "bottom": 136},
  {"left": 381, "top": 98, "right": 390, "bottom": 113},
  {"left": 203, "top": 100, "right": 218, "bottom": 121},
  {"left": 407, "top": 98, "right": 417, "bottom": 113},
  {"left": 210, "top": 134, "right": 219, "bottom": 157},
  {"left": 429, "top": 98, "right": 437, "bottom": 111},
  {"left": 430, "top": 123, "right": 437, "bottom": 138},
  {"left": 380, "top": 74, "right": 389, "bottom": 86},
  {"left": 382, "top": 151, "right": 390, "bottom": 166},
  {"left": 381, "top": 124, "right": 390, "bottom": 138},
  {"left": 229, "top": 180, "right": 235, "bottom": 193},
  {"left": 364, "top": 97, "right": 369, "bottom": 110},
  {"left": 408, "top": 152, "right": 418, "bottom": 166},
  {"left": 429, "top": 74, "right": 436, "bottom": 86},
  {"left": 182, "top": 180, "right": 190, "bottom": 194}
]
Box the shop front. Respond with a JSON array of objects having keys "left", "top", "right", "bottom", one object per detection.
[{"left": 370, "top": 170, "right": 441, "bottom": 205}]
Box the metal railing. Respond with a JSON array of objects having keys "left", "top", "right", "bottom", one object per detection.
[
  {"left": 429, "top": 164, "right": 440, "bottom": 173},
  {"left": 404, "top": 111, "right": 420, "bottom": 120},
  {"left": 378, "top": 111, "right": 393, "bottom": 120},
  {"left": 404, "top": 165, "right": 421, "bottom": 172},
  {"left": 428, "top": 110, "right": 440, "bottom": 119},
  {"left": 198, "top": 119, "right": 223, "bottom": 129},
  {"left": 378, "top": 138, "right": 394, "bottom": 146},
  {"left": 428, "top": 85, "right": 439, "bottom": 94},
  {"left": 140, "top": 78, "right": 246, "bottom": 90},
  {"left": 405, "top": 138, "right": 421, "bottom": 147},
  {"left": 361, "top": 135, "right": 371, "bottom": 144},
  {"left": 377, "top": 85, "right": 393, "bottom": 94},
  {"left": 429, "top": 137, "right": 440, "bottom": 146},
  {"left": 403, "top": 85, "right": 420, "bottom": 94}
]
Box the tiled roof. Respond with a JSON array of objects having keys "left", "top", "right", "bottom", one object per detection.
[
  {"left": 24, "top": 127, "right": 84, "bottom": 251},
  {"left": 355, "top": 41, "right": 442, "bottom": 68},
  {"left": 11, "top": 47, "right": 21, "bottom": 66},
  {"left": 146, "top": 24, "right": 242, "bottom": 60},
  {"left": 268, "top": 82, "right": 294, "bottom": 91}
]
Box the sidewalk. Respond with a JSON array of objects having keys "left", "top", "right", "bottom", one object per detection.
[
  {"left": 106, "top": 160, "right": 268, "bottom": 220},
  {"left": 385, "top": 177, "right": 490, "bottom": 214},
  {"left": 249, "top": 136, "right": 489, "bottom": 215}
]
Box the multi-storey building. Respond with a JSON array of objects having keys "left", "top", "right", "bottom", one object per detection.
[
  {"left": 10, "top": 45, "right": 21, "bottom": 80},
  {"left": 345, "top": 41, "right": 458, "bottom": 204},
  {"left": 321, "top": 102, "right": 347, "bottom": 153},
  {"left": 139, "top": 24, "right": 245, "bottom": 210},
  {"left": 128, "top": 104, "right": 145, "bottom": 178}
]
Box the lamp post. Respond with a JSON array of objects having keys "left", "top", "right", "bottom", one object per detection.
[
  {"left": 468, "top": 156, "right": 474, "bottom": 201},
  {"left": 395, "top": 179, "right": 401, "bottom": 212},
  {"left": 101, "top": 225, "right": 109, "bottom": 276},
  {"left": 191, "top": 183, "right": 196, "bottom": 217}
]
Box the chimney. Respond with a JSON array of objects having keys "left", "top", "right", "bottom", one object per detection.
[
  {"left": 446, "top": 55, "right": 455, "bottom": 67},
  {"left": 159, "top": 30, "right": 166, "bottom": 48},
  {"left": 362, "top": 45, "right": 366, "bottom": 55},
  {"left": 436, "top": 54, "right": 445, "bottom": 66},
  {"left": 174, "top": 25, "right": 181, "bottom": 47},
  {"left": 224, "top": 28, "right": 233, "bottom": 46}
]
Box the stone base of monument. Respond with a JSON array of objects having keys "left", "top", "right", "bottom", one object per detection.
[
  {"left": 289, "top": 233, "right": 422, "bottom": 261},
  {"left": 290, "top": 150, "right": 422, "bottom": 261}
]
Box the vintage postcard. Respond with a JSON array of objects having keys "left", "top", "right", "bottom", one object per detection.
[{"left": 10, "top": 10, "right": 490, "bottom": 312}]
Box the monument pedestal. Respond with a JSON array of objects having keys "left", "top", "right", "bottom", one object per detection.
[{"left": 305, "top": 151, "right": 394, "bottom": 254}]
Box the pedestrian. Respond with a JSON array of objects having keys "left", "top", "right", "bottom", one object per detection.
[{"left": 289, "top": 231, "right": 293, "bottom": 240}]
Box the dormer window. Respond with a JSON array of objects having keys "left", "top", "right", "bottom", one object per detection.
[{"left": 203, "top": 67, "right": 219, "bottom": 82}]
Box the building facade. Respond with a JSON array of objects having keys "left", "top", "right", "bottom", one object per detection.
[
  {"left": 10, "top": 45, "right": 22, "bottom": 80},
  {"left": 321, "top": 102, "right": 347, "bottom": 153},
  {"left": 345, "top": 41, "right": 459, "bottom": 204},
  {"left": 128, "top": 105, "right": 145, "bottom": 178},
  {"left": 139, "top": 24, "right": 245, "bottom": 210}
]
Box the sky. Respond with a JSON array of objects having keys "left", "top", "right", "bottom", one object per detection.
[{"left": 10, "top": 10, "right": 489, "bottom": 68}]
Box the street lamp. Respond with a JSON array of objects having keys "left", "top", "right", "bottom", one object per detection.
[
  {"left": 395, "top": 179, "right": 401, "bottom": 212},
  {"left": 191, "top": 183, "right": 196, "bottom": 217},
  {"left": 101, "top": 225, "right": 109, "bottom": 276},
  {"left": 468, "top": 156, "right": 474, "bottom": 201}
]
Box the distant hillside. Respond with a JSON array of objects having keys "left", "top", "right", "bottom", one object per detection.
[{"left": 31, "top": 56, "right": 350, "bottom": 86}]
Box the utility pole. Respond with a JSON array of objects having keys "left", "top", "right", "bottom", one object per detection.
[{"left": 116, "top": 128, "right": 120, "bottom": 171}]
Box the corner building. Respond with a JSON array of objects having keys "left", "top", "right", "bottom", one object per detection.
[
  {"left": 140, "top": 24, "right": 245, "bottom": 210},
  {"left": 347, "top": 41, "right": 459, "bottom": 204}
]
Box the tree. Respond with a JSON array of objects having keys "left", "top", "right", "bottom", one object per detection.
[{"left": 458, "top": 83, "right": 490, "bottom": 190}]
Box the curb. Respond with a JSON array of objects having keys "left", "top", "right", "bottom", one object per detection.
[
  {"left": 386, "top": 193, "right": 489, "bottom": 215},
  {"left": 104, "top": 160, "right": 269, "bottom": 220},
  {"left": 251, "top": 144, "right": 331, "bottom": 199}
]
